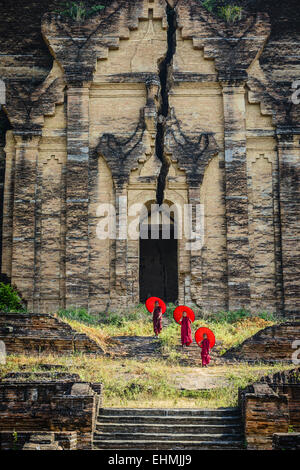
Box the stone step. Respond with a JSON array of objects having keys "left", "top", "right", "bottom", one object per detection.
[
  {"left": 94, "top": 407, "right": 244, "bottom": 450},
  {"left": 93, "top": 439, "right": 245, "bottom": 450},
  {"left": 101, "top": 407, "right": 241, "bottom": 417},
  {"left": 94, "top": 432, "right": 243, "bottom": 442},
  {"left": 95, "top": 423, "right": 243, "bottom": 434},
  {"left": 98, "top": 415, "right": 241, "bottom": 426}
]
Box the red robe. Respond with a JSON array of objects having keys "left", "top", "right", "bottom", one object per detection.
[
  {"left": 201, "top": 338, "right": 210, "bottom": 366},
  {"left": 153, "top": 306, "right": 162, "bottom": 335},
  {"left": 181, "top": 316, "right": 193, "bottom": 346}
]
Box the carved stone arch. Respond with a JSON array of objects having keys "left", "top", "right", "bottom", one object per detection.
[{"left": 139, "top": 198, "right": 179, "bottom": 226}]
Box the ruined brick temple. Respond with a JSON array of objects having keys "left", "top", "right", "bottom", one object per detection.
[{"left": 0, "top": 0, "right": 299, "bottom": 315}]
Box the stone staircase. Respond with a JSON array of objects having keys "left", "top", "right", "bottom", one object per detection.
[
  {"left": 111, "top": 336, "right": 166, "bottom": 361},
  {"left": 109, "top": 335, "right": 228, "bottom": 366},
  {"left": 93, "top": 407, "right": 245, "bottom": 450}
]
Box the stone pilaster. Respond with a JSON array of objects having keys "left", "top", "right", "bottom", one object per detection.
[
  {"left": 276, "top": 129, "right": 300, "bottom": 318},
  {"left": 221, "top": 82, "right": 250, "bottom": 311},
  {"left": 113, "top": 186, "right": 129, "bottom": 307},
  {"left": 65, "top": 83, "right": 90, "bottom": 309},
  {"left": 271, "top": 148, "right": 285, "bottom": 315},
  {"left": 187, "top": 185, "right": 203, "bottom": 306},
  {"left": 11, "top": 130, "right": 41, "bottom": 309},
  {"left": 1, "top": 131, "right": 15, "bottom": 280}
]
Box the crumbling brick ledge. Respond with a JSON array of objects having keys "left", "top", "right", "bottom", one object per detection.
[
  {"left": 239, "top": 367, "right": 300, "bottom": 450},
  {"left": 0, "top": 431, "right": 77, "bottom": 450},
  {"left": 0, "top": 372, "right": 103, "bottom": 450},
  {"left": 0, "top": 312, "right": 103, "bottom": 355},
  {"left": 223, "top": 321, "right": 300, "bottom": 363}
]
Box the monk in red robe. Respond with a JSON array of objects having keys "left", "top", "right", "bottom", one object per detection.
[
  {"left": 152, "top": 300, "right": 163, "bottom": 336},
  {"left": 180, "top": 311, "right": 193, "bottom": 347},
  {"left": 199, "top": 333, "right": 210, "bottom": 367}
]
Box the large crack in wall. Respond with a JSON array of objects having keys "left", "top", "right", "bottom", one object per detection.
[{"left": 155, "top": 1, "right": 177, "bottom": 205}]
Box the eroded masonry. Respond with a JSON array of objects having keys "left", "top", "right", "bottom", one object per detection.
[{"left": 0, "top": 0, "right": 299, "bottom": 315}]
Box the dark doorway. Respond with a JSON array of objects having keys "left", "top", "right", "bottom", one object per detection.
[{"left": 139, "top": 224, "right": 178, "bottom": 303}]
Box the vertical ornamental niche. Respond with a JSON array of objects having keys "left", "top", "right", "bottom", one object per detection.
[
  {"left": 248, "top": 155, "right": 276, "bottom": 312},
  {"left": 38, "top": 155, "right": 64, "bottom": 313},
  {"left": 199, "top": 156, "right": 227, "bottom": 312},
  {"left": 245, "top": 98, "right": 281, "bottom": 315},
  {"left": 89, "top": 155, "right": 114, "bottom": 312},
  {"left": 1, "top": 0, "right": 298, "bottom": 316}
]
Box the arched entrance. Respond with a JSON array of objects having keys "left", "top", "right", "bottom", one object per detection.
[{"left": 139, "top": 203, "right": 178, "bottom": 303}]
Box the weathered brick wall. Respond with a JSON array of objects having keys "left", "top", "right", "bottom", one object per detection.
[
  {"left": 0, "top": 431, "right": 77, "bottom": 450},
  {"left": 0, "top": 374, "right": 103, "bottom": 450},
  {"left": 1, "top": 0, "right": 299, "bottom": 315},
  {"left": 243, "top": 389, "right": 289, "bottom": 450},
  {"left": 223, "top": 322, "right": 300, "bottom": 362},
  {"left": 239, "top": 367, "right": 300, "bottom": 450},
  {"left": 260, "top": 368, "right": 300, "bottom": 431},
  {"left": 0, "top": 313, "right": 103, "bottom": 355}
]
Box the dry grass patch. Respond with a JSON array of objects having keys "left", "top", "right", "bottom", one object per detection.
[
  {"left": 1, "top": 354, "right": 293, "bottom": 409},
  {"left": 58, "top": 318, "right": 120, "bottom": 354}
]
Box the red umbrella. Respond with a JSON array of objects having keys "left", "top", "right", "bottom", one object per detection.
[
  {"left": 173, "top": 305, "right": 195, "bottom": 324},
  {"left": 145, "top": 297, "right": 166, "bottom": 314},
  {"left": 195, "top": 327, "right": 215, "bottom": 348}
]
